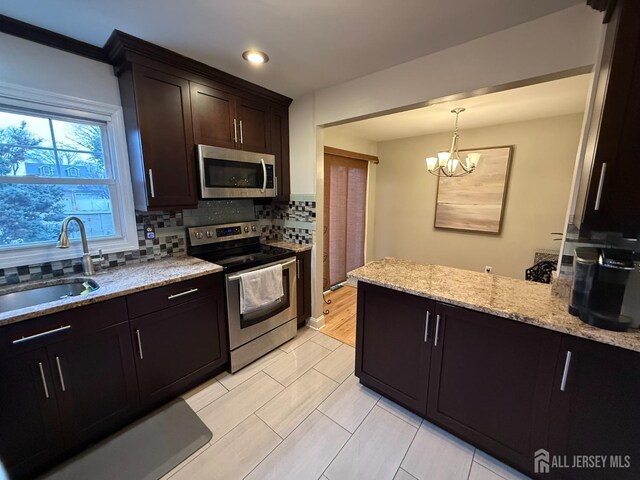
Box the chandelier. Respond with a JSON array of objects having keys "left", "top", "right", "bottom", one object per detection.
[{"left": 425, "top": 108, "right": 481, "bottom": 177}]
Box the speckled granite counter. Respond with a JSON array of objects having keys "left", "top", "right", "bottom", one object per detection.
[
  {"left": 263, "top": 240, "right": 313, "bottom": 252},
  {"left": 0, "top": 256, "right": 222, "bottom": 327},
  {"left": 349, "top": 257, "right": 640, "bottom": 353}
]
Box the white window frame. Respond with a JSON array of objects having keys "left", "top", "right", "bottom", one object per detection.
[{"left": 0, "top": 81, "right": 138, "bottom": 269}]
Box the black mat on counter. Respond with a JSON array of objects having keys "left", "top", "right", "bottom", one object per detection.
[{"left": 42, "top": 398, "right": 211, "bottom": 480}]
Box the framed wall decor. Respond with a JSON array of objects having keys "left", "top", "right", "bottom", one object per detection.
[{"left": 434, "top": 145, "right": 513, "bottom": 234}]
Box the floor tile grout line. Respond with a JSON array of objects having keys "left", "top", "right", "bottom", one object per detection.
[
  {"left": 375, "top": 398, "right": 423, "bottom": 430},
  {"left": 465, "top": 448, "right": 477, "bottom": 480},
  {"left": 164, "top": 441, "right": 213, "bottom": 479},
  {"left": 216, "top": 351, "right": 289, "bottom": 392},
  {"left": 395, "top": 418, "right": 421, "bottom": 479},
  {"left": 472, "top": 459, "right": 524, "bottom": 480},
  {"left": 319, "top": 399, "right": 385, "bottom": 479},
  {"left": 239, "top": 422, "right": 285, "bottom": 480},
  {"left": 261, "top": 368, "right": 289, "bottom": 388}
]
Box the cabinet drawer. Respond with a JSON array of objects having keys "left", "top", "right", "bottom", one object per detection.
[
  {"left": 126, "top": 274, "right": 219, "bottom": 319},
  {"left": 0, "top": 298, "right": 128, "bottom": 359}
]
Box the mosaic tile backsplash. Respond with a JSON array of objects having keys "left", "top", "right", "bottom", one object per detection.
[
  {"left": 0, "top": 211, "right": 186, "bottom": 285},
  {"left": 0, "top": 197, "right": 317, "bottom": 285}
]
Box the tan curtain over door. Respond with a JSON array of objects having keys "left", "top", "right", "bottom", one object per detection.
[{"left": 323, "top": 153, "right": 368, "bottom": 290}]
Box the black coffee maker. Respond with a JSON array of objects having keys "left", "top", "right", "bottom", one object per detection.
[{"left": 569, "top": 247, "right": 636, "bottom": 331}]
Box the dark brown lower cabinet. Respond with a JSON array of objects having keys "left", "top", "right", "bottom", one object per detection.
[
  {"left": 0, "top": 348, "right": 63, "bottom": 479},
  {"left": 49, "top": 321, "right": 139, "bottom": 447},
  {"left": 131, "top": 291, "right": 227, "bottom": 406},
  {"left": 296, "top": 250, "right": 312, "bottom": 327},
  {"left": 356, "top": 282, "right": 434, "bottom": 414},
  {"left": 548, "top": 336, "right": 640, "bottom": 480},
  {"left": 427, "top": 303, "right": 561, "bottom": 474}
]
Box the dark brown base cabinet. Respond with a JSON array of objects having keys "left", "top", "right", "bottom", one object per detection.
[
  {"left": 355, "top": 282, "right": 640, "bottom": 479},
  {"left": 0, "top": 273, "right": 227, "bottom": 480},
  {"left": 296, "top": 250, "right": 312, "bottom": 327}
]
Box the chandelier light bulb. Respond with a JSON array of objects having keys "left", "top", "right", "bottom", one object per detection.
[{"left": 426, "top": 157, "right": 438, "bottom": 171}]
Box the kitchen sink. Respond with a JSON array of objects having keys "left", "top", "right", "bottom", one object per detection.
[{"left": 0, "top": 278, "right": 100, "bottom": 314}]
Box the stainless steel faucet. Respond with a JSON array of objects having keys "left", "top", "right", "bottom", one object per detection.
[{"left": 57, "top": 216, "right": 96, "bottom": 276}]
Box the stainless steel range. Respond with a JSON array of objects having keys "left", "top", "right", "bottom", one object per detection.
[{"left": 187, "top": 221, "right": 297, "bottom": 372}]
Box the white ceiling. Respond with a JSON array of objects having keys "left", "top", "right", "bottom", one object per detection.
[
  {"left": 1, "top": 0, "right": 584, "bottom": 98},
  {"left": 327, "top": 74, "right": 591, "bottom": 142}
]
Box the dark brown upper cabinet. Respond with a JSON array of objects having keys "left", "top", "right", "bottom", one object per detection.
[
  {"left": 118, "top": 64, "right": 198, "bottom": 210},
  {"left": 578, "top": 0, "right": 640, "bottom": 235},
  {"left": 105, "top": 30, "right": 292, "bottom": 205},
  {"left": 191, "top": 82, "right": 271, "bottom": 154}
]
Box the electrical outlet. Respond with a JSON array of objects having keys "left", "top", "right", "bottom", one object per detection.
[{"left": 484, "top": 265, "right": 492, "bottom": 274}]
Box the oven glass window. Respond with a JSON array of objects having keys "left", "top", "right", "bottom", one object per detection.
[
  {"left": 204, "top": 158, "right": 263, "bottom": 188},
  {"left": 240, "top": 270, "right": 290, "bottom": 328}
]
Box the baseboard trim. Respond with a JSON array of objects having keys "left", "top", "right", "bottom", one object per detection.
[{"left": 306, "top": 315, "right": 325, "bottom": 330}]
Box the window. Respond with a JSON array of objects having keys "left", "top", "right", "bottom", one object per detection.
[{"left": 0, "top": 82, "right": 137, "bottom": 268}]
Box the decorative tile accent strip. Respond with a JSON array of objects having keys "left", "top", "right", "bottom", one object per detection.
[
  {"left": 0, "top": 211, "right": 186, "bottom": 285},
  {"left": 283, "top": 227, "right": 314, "bottom": 244},
  {"left": 254, "top": 198, "right": 316, "bottom": 245}
]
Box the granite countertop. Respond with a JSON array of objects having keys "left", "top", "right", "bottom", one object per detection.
[
  {"left": 348, "top": 257, "right": 640, "bottom": 353},
  {"left": 263, "top": 240, "right": 313, "bottom": 252},
  {"left": 0, "top": 256, "right": 223, "bottom": 327}
]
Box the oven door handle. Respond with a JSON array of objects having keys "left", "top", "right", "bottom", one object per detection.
[
  {"left": 227, "top": 258, "right": 296, "bottom": 282},
  {"left": 260, "top": 158, "right": 267, "bottom": 193}
]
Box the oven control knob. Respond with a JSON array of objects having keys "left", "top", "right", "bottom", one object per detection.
[
  {"left": 194, "top": 232, "right": 203, "bottom": 240},
  {"left": 251, "top": 225, "right": 257, "bottom": 232},
  {"left": 244, "top": 226, "right": 249, "bottom": 233},
  {"left": 206, "top": 231, "right": 213, "bottom": 238}
]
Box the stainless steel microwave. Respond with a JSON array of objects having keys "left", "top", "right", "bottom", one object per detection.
[{"left": 196, "top": 145, "right": 276, "bottom": 198}]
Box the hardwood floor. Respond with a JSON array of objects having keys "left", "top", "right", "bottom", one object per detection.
[{"left": 321, "top": 285, "right": 357, "bottom": 347}]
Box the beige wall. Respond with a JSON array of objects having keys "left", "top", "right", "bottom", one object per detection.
[
  {"left": 323, "top": 129, "right": 378, "bottom": 263},
  {"left": 373, "top": 114, "right": 583, "bottom": 279}
]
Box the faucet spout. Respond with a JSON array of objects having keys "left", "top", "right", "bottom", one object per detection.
[{"left": 57, "top": 216, "right": 95, "bottom": 276}]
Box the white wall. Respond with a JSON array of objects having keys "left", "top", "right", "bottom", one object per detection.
[
  {"left": 374, "top": 114, "right": 583, "bottom": 279},
  {"left": 287, "top": 5, "right": 604, "bottom": 318},
  {"left": 0, "top": 33, "right": 121, "bottom": 105}
]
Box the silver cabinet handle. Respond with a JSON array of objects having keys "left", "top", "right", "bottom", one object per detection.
[
  {"left": 38, "top": 362, "right": 50, "bottom": 399},
  {"left": 434, "top": 314, "right": 441, "bottom": 347},
  {"left": 296, "top": 259, "right": 300, "bottom": 279},
  {"left": 560, "top": 350, "right": 572, "bottom": 392},
  {"left": 55, "top": 356, "right": 66, "bottom": 392},
  {"left": 148, "top": 169, "right": 156, "bottom": 198},
  {"left": 135, "top": 329, "right": 144, "bottom": 360},
  {"left": 260, "top": 158, "right": 267, "bottom": 193},
  {"left": 239, "top": 120, "right": 244, "bottom": 144},
  {"left": 594, "top": 163, "right": 607, "bottom": 211},
  {"left": 275, "top": 175, "right": 278, "bottom": 196},
  {"left": 424, "top": 310, "right": 430, "bottom": 343},
  {"left": 13, "top": 325, "right": 71, "bottom": 344},
  {"left": 233, "top": 119, "right": 238, "bottom": 143},
  {"left": 167, "top": 288, "right": 198, "bottom": 300}
]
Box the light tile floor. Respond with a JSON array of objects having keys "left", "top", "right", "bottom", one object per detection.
[{"left": 173, "top": 326, "right": 532, "bottom": 480}]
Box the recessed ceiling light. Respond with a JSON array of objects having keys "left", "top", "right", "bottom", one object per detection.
[{"left": 242, "top": 50, "right": 269, "bottom": 65}]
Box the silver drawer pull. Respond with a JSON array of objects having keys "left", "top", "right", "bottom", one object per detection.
[
  {"left": 13, "top": 325, "right": 71, "bottom": 344},
  {"left": 594, "top": 163, "right": 607, "bottom": 211},
  {"left": 424, "top": 311, "right": 430, "bottom": 343},
  {"left": 434, "top": 314, "right": 441, "bottom": 347},
  {"left": 38, "top": 362, "right": 50, "bottom": 399},
  {"left": 560, "top": 351, "right": 572, "bottom": 392},
  {"left": 233, "top": 119, "right": 238, "bottom": 143},
  {"left": 167, "top": 288, "right": 198, "bottom": 300},
  {"left": 148, "top": 168, "right": 156, "bottom": 198},
  {"left": 239, "top": 120, "right": 244, "bottom": 144},
  {"left": 135, "top": 329, "right": 144, "bottom": 360},
  {"left": 55, "top": 356, "right": 66, "bottom": 392}
]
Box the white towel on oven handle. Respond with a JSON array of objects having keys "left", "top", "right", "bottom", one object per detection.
[{"left": 239, "top": 264, "right": 284, "bottom": 314}]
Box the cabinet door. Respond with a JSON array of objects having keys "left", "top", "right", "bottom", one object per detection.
[
  {"left": 131, "top": 294, "right": 227, "bottom": 405},
  {"left": 237, "top": 98, "right": 271, "bottom": 154},
  {"left": 296, "top": 250, "right": 312, "bottom": 327},
  {"left": 549, "top": 336, "right": 640, "bottom": 479},
  {"left": 133, "top": 65, "right": 197, "bottom": 208},
  {"left": 581, "top": 0, "right": 640, "bottom": 235},
  {"left": 49, "top": 321, "right": 139, "bottom": 447},
  {"left": 427, "top": 303, "right": 561, "bottom": 474},
  {"left": 355, "top": 282, "right": 433, "bottom": 414},
  {"left": 0, "top": 349, "right": 63, "bottom": 479},
  {"left": 271, "top": 106, "right": 290, "bottom": 202},
  {"left": 191, "top": 82, "right": 237, "bottom": 149}
]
